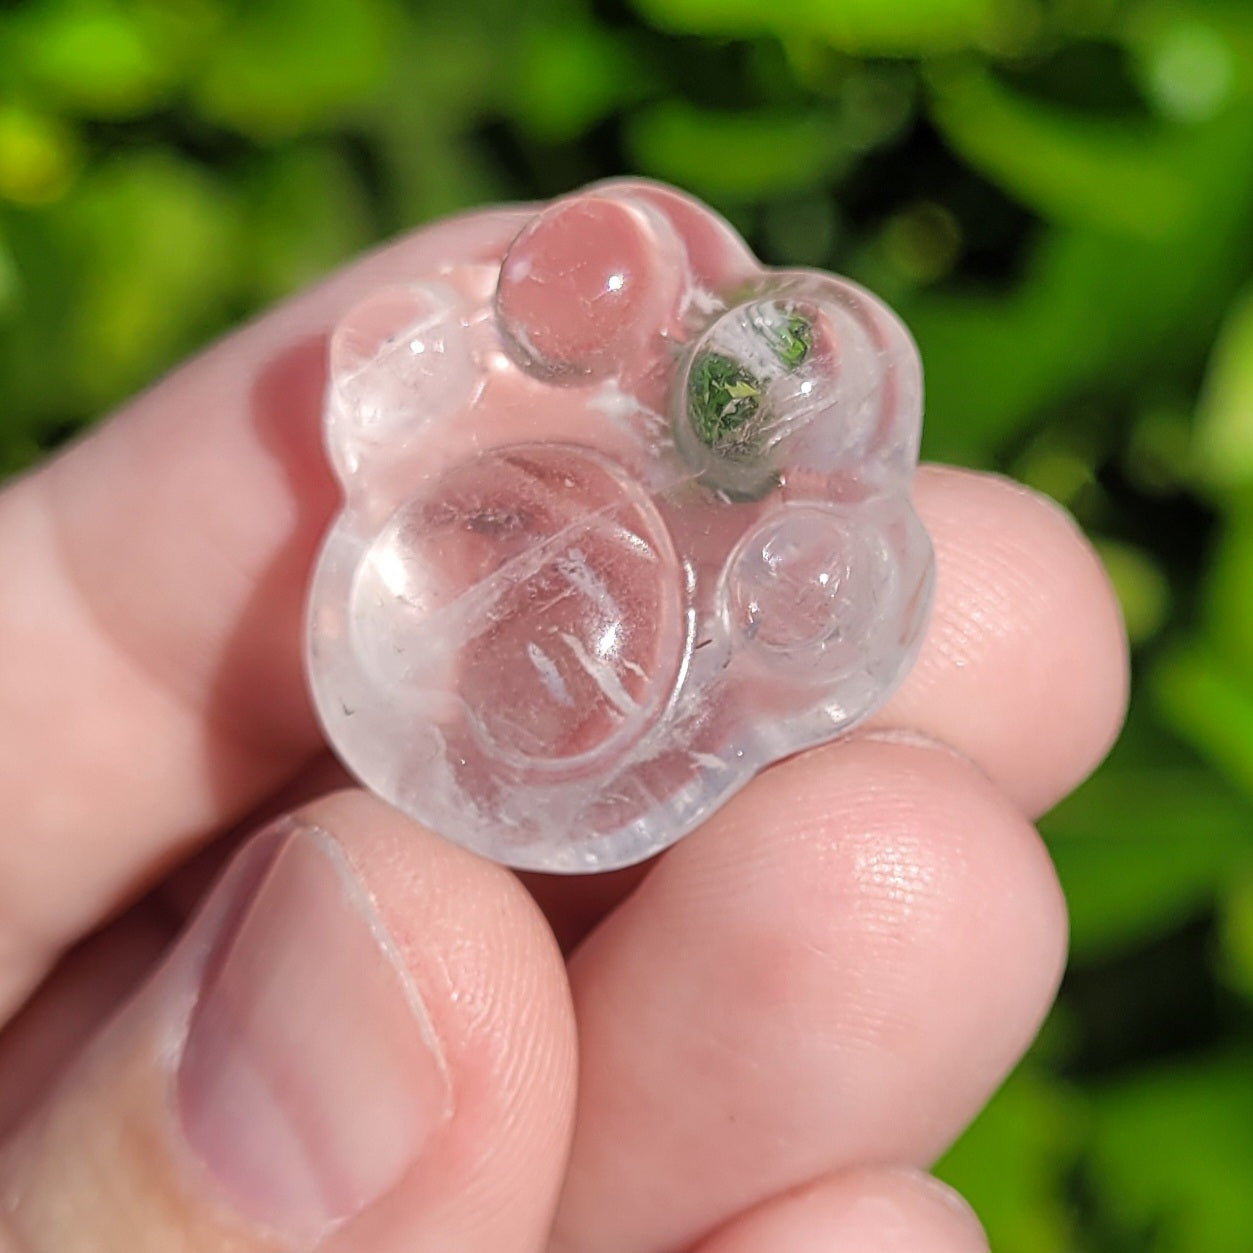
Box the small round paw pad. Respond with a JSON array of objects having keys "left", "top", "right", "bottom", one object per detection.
[{"left": 306, "top": 181, "right": 934, "bottom": 872}]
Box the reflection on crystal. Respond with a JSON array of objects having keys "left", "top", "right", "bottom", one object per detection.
[{"left": 307, "top": 182, "right": 934, "bottom": 873}]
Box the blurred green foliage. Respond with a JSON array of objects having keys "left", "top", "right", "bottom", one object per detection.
[{"left": 3, "top": 0, "right": 1253, "bottom": 1247}]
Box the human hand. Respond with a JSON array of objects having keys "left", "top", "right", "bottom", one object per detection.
[{"left": 0, "top": 197, "right": 1127, "bottom": 1252}]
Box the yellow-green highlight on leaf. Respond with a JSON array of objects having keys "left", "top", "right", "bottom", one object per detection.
[
  {"left": 2, "top": 0, "right": 194, "bottom": 118},
  {"left": 1194, "top": 286, "right": 1253, "bottom": 495},
  {"left": 1125, "top": 1, "right": 1253, "bottom": 120},
  {"left": 926, "top": 63, "right": 1195, "bottom": 238},
  {"left": 631, "top": 0, "right": 1006, "bottom": 56},
  {"left": 625, "top": 102, "right": 850, "bottom": 200},
  {"left": 1014, "top": 443, "right": 1095, "bottom": 509},
  {"left": 1136, "top": 16, "right": 1238, "bottom": 122},
  {"left": 0, "top": 105, "right": 80, "bottom": 206},
  {"left": 57, "top": 151, "right": 242, "bottom": 407}
]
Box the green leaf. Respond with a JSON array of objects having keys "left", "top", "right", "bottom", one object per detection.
[
  {"left": 0, "top": 0, "right": 199, "bottom": 118},
  {"left": 936, "top": 1067, "right": 1083, "bottom": 1253},
  {"left": 1126, "top": 1, "right": 1253, "bottom": 122},
  {"left": 926, "top": 63, "right": 1195, "bottom": 238},
  {"left": 1088, "top": 1055, "right": 1253, "bottom": 1253},
  {"left": 192, "top": 0, "right": 396, "bottom": 140},
  {"left": 0, "top": 103, "right": 80, "bottom": 206},
  {"left": 509, "top": 20, "right": 651, "bottom": 144},
  {"left": 242, "top": 143, "right": 373, "bottom": 303},
  {"left": 631, "top": 0, "right": 1003, "bottom": 56},
  {"left": 0, "top": 222, "right": 16, "bottom": 316},
  {"left": 625, "top": 102, "right": 851, "bottom": 200},
  {"left": 1093, "top": 538, "right": 1170, "bottom": 646},
  {"left": 1203, "top": 510, "right": 1253, "bottom": 691},
  {"left": 52, "top": 150, "right": 242, "bottom": 408},
  {"left": 1153, "top": 641, "right": 1253, "bottom": 803},
  {"left": 906, "top": 102, "right": 1253, "bottom": 464},
  {"left": 357, "top": 15, "right": 508, "bottom": 224},
  {"left": 1043, "top": 764, "right": 1253, "bottom": 961},
  {"left": 0, "top": 204, "right": 82, "bottom": 444},
  {"left": 1194, "top": 286, "right": 1253, "bottom": 495},
  {"left": 758, "top": 194, "right": 841, "bottom": 266},
  {"left": 1217, "top": 864, "right": 1253, "bottom": 1001}
]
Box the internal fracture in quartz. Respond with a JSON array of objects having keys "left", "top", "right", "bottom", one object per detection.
[{"left": 306, "top": 181, "right": 935, "bottom": 873}]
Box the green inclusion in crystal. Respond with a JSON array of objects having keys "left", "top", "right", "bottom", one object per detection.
[
  {"left": 686, "top": 308, "right": 813, "bottom": 457},
  {"left": 687, "top": 352, "right": 763, "bottom": 454},
  {"left": 763, "top": 311, "right": 812, "bottom": 368}
]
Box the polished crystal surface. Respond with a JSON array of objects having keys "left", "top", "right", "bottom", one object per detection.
[{"left": 307, "top": 181, "right": 935, "bottom": 872}]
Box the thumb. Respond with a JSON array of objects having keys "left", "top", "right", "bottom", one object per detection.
[{"left": 0, "top": 792, "right": 577, "bottom": 1252}]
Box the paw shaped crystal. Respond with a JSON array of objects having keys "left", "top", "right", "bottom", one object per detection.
[{"left": 306, "top": 181, "right": 935, "bottom": 872}]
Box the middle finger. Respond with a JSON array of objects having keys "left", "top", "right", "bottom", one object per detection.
[{"left": 548, "top": 736, "right": 1066, "bottom": 1253}]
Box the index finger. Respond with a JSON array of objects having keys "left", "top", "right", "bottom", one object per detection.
[
  {"left": 0, "top": 194, "right": 1125, "bottom": 1023},
  {"left": 0, "top": 208, "right": 531, "bottom": 1018}
]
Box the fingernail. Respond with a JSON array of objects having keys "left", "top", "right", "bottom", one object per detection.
[{"left": 177, "top": 825, "right": 451, "bottom": 1242}]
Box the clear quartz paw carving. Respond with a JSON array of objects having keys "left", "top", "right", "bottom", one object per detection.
[{"left": 306, "top": 181, "right": 935, "bottom": 873}]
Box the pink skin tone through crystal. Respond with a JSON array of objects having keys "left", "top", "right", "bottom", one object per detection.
[
  {"left": 495, "top": 197, "right": 679, "bottom": 380},
  {"left": 309, "top": 180, "right": 933, "bottom": 871},
  {"left": 0, "top": 171, "right": 1129, "bottom": 1253},
  {"left": 403, "top": 447, "right": 682, "bottom": 767}
]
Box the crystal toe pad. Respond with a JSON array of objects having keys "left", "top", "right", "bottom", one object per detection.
[{"left": 306, "top": 180, "right": 935, "bottom": 872}]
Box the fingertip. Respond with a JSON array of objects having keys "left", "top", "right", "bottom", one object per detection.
[
  {"left": 267, "top": 790, "right": 581, "bottom": 1249},
  {"left": 674, "top": 736, "right": 1070, "bottom": 1073},
  {"left": 696, "top": 1167, "right": 988, "bottom": 1253},
  {"left": 552, "top": 738, "right": 1065, "bottom": 1253},
  {"left": 0, "top": 206, "right": 539, "bottom": 1028},
  {"left": 0, "top": 792, "right": 576, "bottom": 1253},
  {"left": 880, "top": 466, "right": 1129, "bottom": 815}
]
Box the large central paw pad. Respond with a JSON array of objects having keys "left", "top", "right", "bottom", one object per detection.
[{"left": 306, "top": 181, "right": 935, "bottom": 872}]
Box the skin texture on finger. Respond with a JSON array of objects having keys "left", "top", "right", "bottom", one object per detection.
[
  {"left": 0, "top": 906, "right": 173, "bottom": 1139},
  {"left": 0, "top": 755, "right": 383, "bottom": 1142},
  {"left": 0, "top": 489, "right": 1119, "bottom": 1111},
  {"left": 694, "top": 1168, "right": 988, "bottom": 1253},
  {"left": 0, "top": 165, "right": 1121, "bottom": 1021},
  {"left": 523, "top": 465, "right": 1127, "bottom": 955},
  {"left": 548, "top": 738, "right": 1067, "bottom": 1253},
  {"left": 0, "top": 463, "right": 1122, "bottom": 1023},
  {"left": 872, "top": 466, "right": 1128, "bottom": 817},
  {"left": 0, "top": 791, "right": 576, "bottom": 1253},
  {"left": 0, "top": 208, "right": 531, "bottom": 1021}
]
